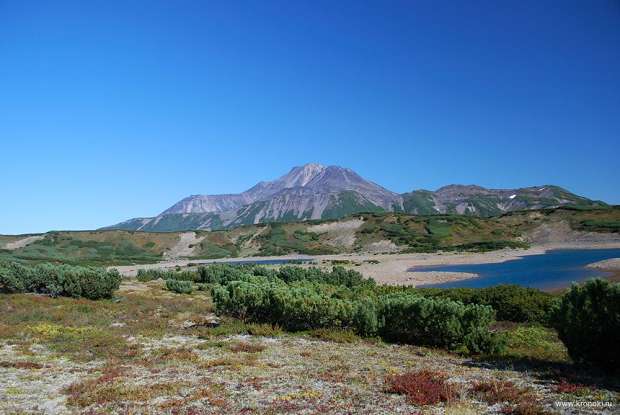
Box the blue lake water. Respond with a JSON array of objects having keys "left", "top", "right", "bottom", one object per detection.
[{"left": 413, "top": 249, "right": 620, "bottom": 291}]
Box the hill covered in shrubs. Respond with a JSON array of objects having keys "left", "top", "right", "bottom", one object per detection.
[{"left": 2, "top": 206, "right": 619, "bottom": 265}]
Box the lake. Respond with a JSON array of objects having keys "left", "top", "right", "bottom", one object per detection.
[{"left": 412, "top": 248, "right": 620, "bottom": 291}]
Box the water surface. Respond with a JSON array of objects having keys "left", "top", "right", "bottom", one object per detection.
[{"left": 413, "top": 249, "right": 620, "bottom": 290}]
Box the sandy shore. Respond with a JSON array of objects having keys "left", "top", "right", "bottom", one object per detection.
[
  {"left": 586, "top": 257, "right": 620, "bottom": 283},
  {"left": 111, "top": 241, "right": 620, "bottom": 286},
  {"left": 586, "top": 257, "right": 620, "bottom": 271}
]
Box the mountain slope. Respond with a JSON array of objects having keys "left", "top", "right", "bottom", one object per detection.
[
  {"left": 11, "top": 206, "right": 620, "bottom": 265},
  {"left": 104, "top": 164, "right": 606, "bottom": 232},
  {"left": 105, "top": 163, "right": 401, "bottom": 231},
  {"left": 402, "top": 185, "right": 606, "bottom": 217}
]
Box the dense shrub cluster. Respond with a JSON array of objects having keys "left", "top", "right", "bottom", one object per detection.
[
  {"left": 0, "top": 260, "right": 121, "bottom": 300},
  {"left": 198, "top": 264, "right": 374, "bottom": 288},
  {"left": 383, "top": 284, "right": 559, "bottom": 325},
  {"left": 379, "top": 293, "right": 499, "bottom": 353},
  {"left": 136, "top": 268, "right": 197, "bottom": 282},
  {"left": 212, "top": 276, "right": 502, "bottom": 354},
  {"left": 165, "top": 279, "right": 194, "bottom": 294},
  {"left": 553, "top": 279, "right": 620, "bottom": 371}
]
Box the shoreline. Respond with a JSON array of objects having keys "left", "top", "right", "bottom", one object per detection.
[
  {"left": 316, "top": 241, "right": 620, "bottom": 286},
  {"left": 112, "top": 241, "right": 620, "bottom": 287}
]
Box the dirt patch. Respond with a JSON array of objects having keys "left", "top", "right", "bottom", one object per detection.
[
  {"left": 163, "top": 232, "right": 205, "bottom": 259},
  {"left": 309, "top": 218, "right": 364, "bottom": 249},
  {"left": 3, "top": 235, "right": 44, "bottom": 250},
  {"left": 526, "top": 221, "right": 620, "bottom": 246},
  {"left": 366, "top": 239, "right": 401, "bottom": 254}
]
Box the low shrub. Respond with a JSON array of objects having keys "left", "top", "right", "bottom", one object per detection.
[
  {"left": 197, "top": 263, "right": 375, "bottom": 288},
  {"left": 470, "top": 380, "right": 548, "bottom": 414},
  {"left": 137, "top": 268, "right": 198, "bottom": 282},
  {"left": 404, "top": 285, "right": 558, "bottom": 325},
  {"left": 0, "top": 260, "right": 121, "bottom": 300},
  {"left": 246, "top": 323, "right": 283, "bottom": 337},
  {"left": 379, "top": 293, "right": 503, "bottom": 353},
  {"left": 553, "top": 278, "right": 620, "bottom": 371},
  {"left": 471, "top": 380, "right": 531, "bottom": 404},
  {"left": 384, "top": 370, "right": 457, "bottom": 405},
  {"left": 0, "top": 263, "right": 25, "bottom": 293},
  {"left": 309, "top": 328, "right": 360, "bottom": 343},
  {"left": 165, "top": 279, "right": 193, "bottom": 294},
  {"left": 500, "top": 325, "right": 568, "bottom": 363},
  {"left": 554, "top": 379, "right": 589, "bottom": 396},
  {"left": 229, "top": 341, "right": 266, "bottom": 353},
  {"left": 212, "top": 278, "right": 502, "bottom": 354}
]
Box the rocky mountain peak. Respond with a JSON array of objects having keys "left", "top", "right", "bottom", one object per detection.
[
  {"left": 105, "top": 164, "right": 605, "bottom": 232},
  {"left": 279, "top": 163, "right": 326, "bottom": 188}
]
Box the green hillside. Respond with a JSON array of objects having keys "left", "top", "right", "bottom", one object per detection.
[{"left": 2, "top": 206, "right": 618, "bottom": 266}]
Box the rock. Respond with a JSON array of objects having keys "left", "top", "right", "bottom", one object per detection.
[{"left": 182, "top": 314, "right": 220, "bottom": 329}]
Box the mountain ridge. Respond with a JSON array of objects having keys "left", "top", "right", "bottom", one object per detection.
[{"left": 104, "top": 163, "right": 606, "bottom": 231}]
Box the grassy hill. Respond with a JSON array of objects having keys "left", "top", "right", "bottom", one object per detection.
[{"left": 2, "top": 206, "right": 619, "bottom": 266}]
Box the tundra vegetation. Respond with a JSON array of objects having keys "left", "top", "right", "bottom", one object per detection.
[
  {"left": 2, "top": 206, "right": 619, "bottom": 265},
  {"left": 0, "top": 262, "right": 618, "bottom": 414}
]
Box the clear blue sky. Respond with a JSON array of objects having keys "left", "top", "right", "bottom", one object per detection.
[{"left": 1, "top": 1, "right": 619, "bottom": 234}]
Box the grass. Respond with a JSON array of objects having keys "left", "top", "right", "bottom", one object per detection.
[
  {"left": 499, "top": 324, "right": 569, "bottom": 363},
  {"left": 246, "top": 323, "right": 283, "bottom": 337},
  {"left": 0, "top": 287, "right": 212, "bottom": 361},
  {"left": 308, "top": 328, "right": 361, "bottom": 343},
  {"left": 0, "top": 231, "right": 179, "bottom": 266},
  {"left": 66, "top": 379, "right": 192, "bottom": 407},
  {"left": 356, "top": 212, "right": 526, "bottom": 253},
  {"left": 577, "top": 219, "right": 620, "bottom": 233},
  {"left": 256, "top": 223, "right": 338, "bottom": 256},
  {"left": 229, "top": 341, "right": 266, "bottom": 353}
]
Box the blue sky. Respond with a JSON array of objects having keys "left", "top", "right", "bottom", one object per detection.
[{"left": 1, "top": 1, "right": 619, "bottom": 234}]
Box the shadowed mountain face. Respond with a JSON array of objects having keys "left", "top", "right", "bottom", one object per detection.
[{"left": 104, "top": 164, "right": 606, "bottom": 231}]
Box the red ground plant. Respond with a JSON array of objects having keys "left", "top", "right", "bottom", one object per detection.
[
  {"left": 554, "top": 379, "right": 589, "bottom": 395},
  {"left": 384, "top": 369, "right": 457, "bottom": 406}
]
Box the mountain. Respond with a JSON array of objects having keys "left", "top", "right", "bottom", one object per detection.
[
  {"left": 402, "top": 185, "right": 605, "bottom": 216},
  {"left": 104, "top": 163, "right": 606, "bottom": 231}
]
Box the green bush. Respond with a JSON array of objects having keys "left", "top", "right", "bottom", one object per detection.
[
  {"left": 553, "top": 279, "right": 620, "bottom": 371},
  {"left": 408, "top": 285, "right": 558, "bottom": 325},
  {"left": 378, "top": 293, "right": 501, "bottom": 353},
  {"left": 0, "top": 264, "right": 25, "bottom": 293},
  {"left": 72, "top": 267, "right": 122, "bottom": 299},
  {"left": 198, "top": 263, "right": 375, "bottom": 289},
  {"left": 198, "top": 263, "right": 252, "bottom": 284},
  {"left": 137, "top": 268, "right": 198, "bottom": 282},
  {"left": 0, "top": 260, "right": 121, "bottom": 300},
  {"left": 212, "top": 277, "right": 501, "bottom": 354},
  {"left": 213, "top": 280, "right": 356, "bottom": 330},
  {"left": 165, "top": 279, "right": 194, "bottom": 294}
]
